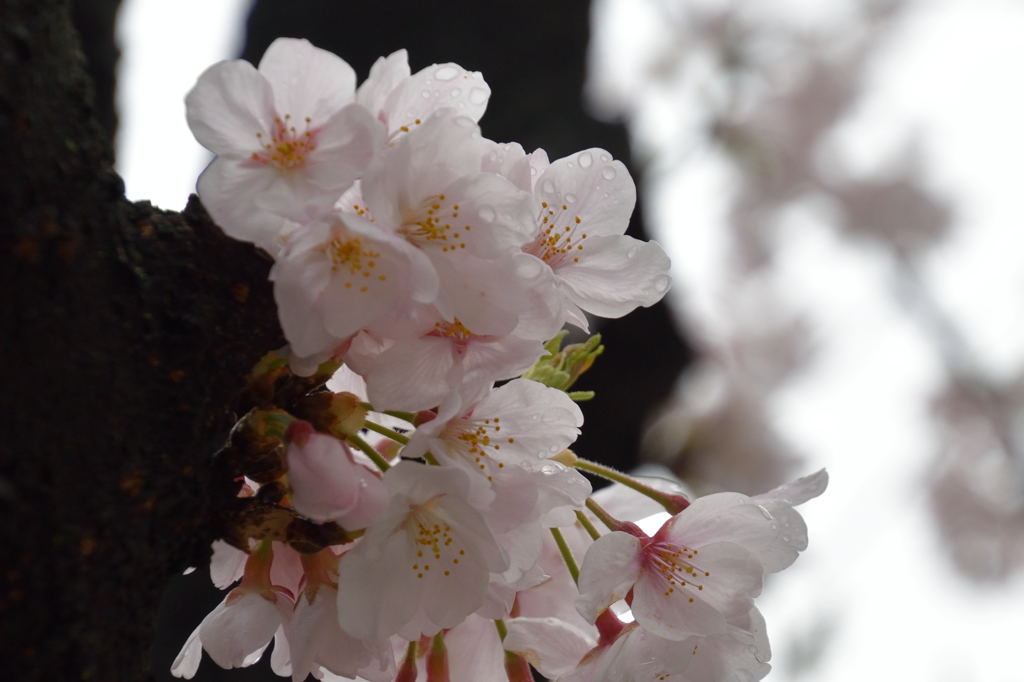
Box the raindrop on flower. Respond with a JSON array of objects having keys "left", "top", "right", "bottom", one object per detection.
[
  {"left": 469, "top": 87, "right": 488, "bottom": 105},
  {"left": 435, "top": 65, "right": 459, "bottom": 81},
  {"left": 601, "top": 166, "right": 617, "bottom": 181},
  {"left": 578, "top": 151, "right": 593, "bottom": 168}
]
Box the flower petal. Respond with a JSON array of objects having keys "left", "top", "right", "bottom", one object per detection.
[
  {"left": 384, "top": 62, "right": 491, "bottom": 133},
  {"left": 504, "top": 616, "right": 597, "bottom": 679},
  {"left": 186, "top": 59, "right": 275, "bottom": 155},
  {"left": 575, "top": 531, "right": 642, "bottom": 623},
  {"left": 557, "top": 234, "right": 671, "bottom": 318},
  {"left": 170, "top": 624, "right": 202, "bottom": 679},
  {"left": 357, "top": 49, "right": 411, "bottom": 120},
  {"left": 258, "top": 38, "right": 356, "bottom": 121}
]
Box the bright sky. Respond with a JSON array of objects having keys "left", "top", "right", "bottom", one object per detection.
[
  {"left": 118, "top": 0, "right": 1024, "bottom": 679},
  {"left": 116, "top": 0, "right": 250, "bottom": 210}
]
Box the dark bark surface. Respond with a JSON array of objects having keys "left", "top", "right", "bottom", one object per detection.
[{"left": 0, "top": 2, "right": 282, "bottom": 680}]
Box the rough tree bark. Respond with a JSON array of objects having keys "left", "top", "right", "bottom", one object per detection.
[{"left": 1, "top": 2, "right": 282, "bottom": 680}]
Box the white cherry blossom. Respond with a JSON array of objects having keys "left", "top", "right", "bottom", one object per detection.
[
  {"left": 186, "top": 38, "right": 383, "bottom": 254},
  {"left": 523, "top": 148, "right": 671, "bottom": 329},
  {"left": 336, "top": 462, "right": 508, "bottom": 641},
  {"left": 172, "top": 544, "right": 294, "bottom": 678},
  {"left": 403, "top": 378, "right": 584, "bottom": 481},
  {"left": 559, "top": 613, "right": 770, "bottom": 682},
  {"left": 576, "top": 470, "right": 827, "bottom": 641},
  {"left": 345, "top": 307, "right": 545, "bottom": 412},
  {"left": 357, "top": 50, "right": 491, "bottom": 140},
  {"left": 270, "top": 209, "right": 437, "bottom": 366},
  {"left": 284, "top": 585, "right": 394, "bottom": 682}
]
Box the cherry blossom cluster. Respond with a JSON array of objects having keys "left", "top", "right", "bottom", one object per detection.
[{"left": 174, "top": 38, "right": 827, "bottom": 682}]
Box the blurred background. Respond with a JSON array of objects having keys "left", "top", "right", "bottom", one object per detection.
[{"left": 83, "top": 0, "right": 1024, "bottom": 678}]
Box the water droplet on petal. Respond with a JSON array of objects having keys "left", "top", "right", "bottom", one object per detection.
[
  {"left": 469, "top": 87, "right": 488, "bottom": 105},
  {"left": 565, "top": 193, "right": 577, "bottom": 204},
  {"left": 782, "top": 535, "right": 791, "bottom": 543},
  {"left": 478, "top": 205, "right": 496, "bottom": 222},
  {"left": 450, "top": 88, "right": 462, "bottom": 98},
  {"left": 541, "top": 179, "right": 555, "bottom": 194},
  {"left": 578, "top": 151, "right": 593, "bottom": 168},
  {"left": 435, "top": 65, "right": 459, "bottom": 81},
  {"left": 755, "top": 504, "right": 773, "bottom": 520},
  {"left": 420, "top": 90, "right": 431, "bottom": 99},
  {"left": 599, "top": 153, "right": 611, "bottom": 163},
  {"left": 601, "top": 166, "right": 617, "bottom": 181}
]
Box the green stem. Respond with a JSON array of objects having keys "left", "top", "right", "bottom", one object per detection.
[
  {"left": 575, "top": 457, "right": 689, "bottom": 514},
  {"left": 494, "top": 618, "right": 508, "bottom": 641},
  {"left": 358, "top": 404, "right": 418, "bottom": 425},
  {"left": 549, "top": 527, "right": 579, "bottom": 584},
  {"left": 423, "top": 450, "right": 440, "bottom": 466},
  {"left": 567, "top": 390, "right": 595, "bottom": 402},
  {"left": 347, "top": 433, "right": 391, "bottom": 471},
  {"left": 585, "top": 498, "right": 622, "bottom": 532},
  {"left": 363, "top": 420, "right": 410, "bottom": 444},
  {"left": 575, "top": 510, "right": 601, "bottom": 540},
  {"left": 383, "top": 409, "right": 418, "bottom": 424}
]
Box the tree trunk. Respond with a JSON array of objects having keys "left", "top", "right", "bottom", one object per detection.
[{"left": 0, "top": 3, "right": 282, "bottom": 680}]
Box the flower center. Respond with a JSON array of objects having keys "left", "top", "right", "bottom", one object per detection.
[
  {"left": 325, "top": 235, "right": 386, "bottom": 293},
  {"left": 401, "top": 194, "right": 470, "bottom": 253},
  {"left": 525, "top": 201, "right": 588, "bottom": 267},
  {"left": 250, "top": 113, "right": 318, "bottom": 171},
  {"left": 444, "top": 416, "right": 513, "bottom": 481},
  {"left": 407, "top": 504, "right": 464, "bottom": 579},
  {"left": 430, "top": 317, "right": 472, "bottom": 341},
  {"left": 646, "top": 542, "right": 710, "bottom": 601}
]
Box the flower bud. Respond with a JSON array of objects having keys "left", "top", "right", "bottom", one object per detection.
[
  {"left": 292, "top": 391, "right": 367, "bottom": 438},
  {"left": 523, "top": 331, "right": 604, "bottom": 392},
  {"left": 227, "top": 409, "right": 293, "bottom": 483}
]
